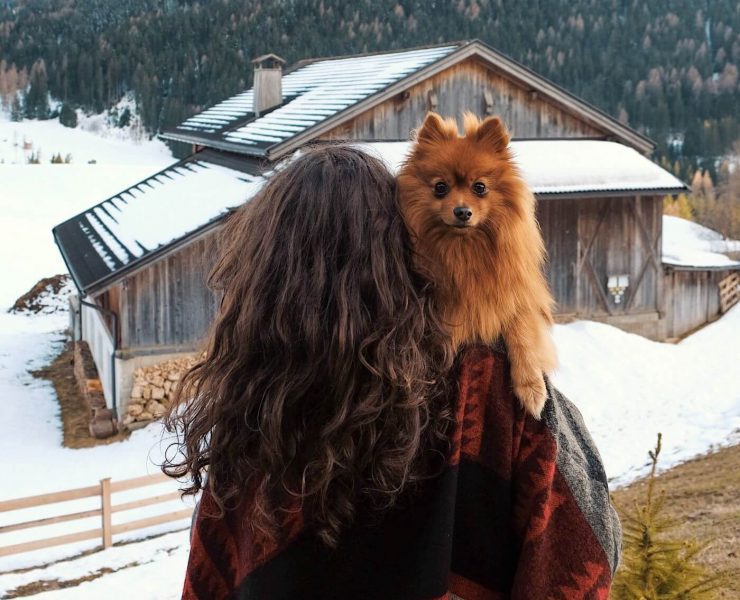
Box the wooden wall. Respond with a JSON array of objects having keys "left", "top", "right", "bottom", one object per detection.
[
  {"left": 112, "top": 194, "right": 666, "bottom": 352},
  {"left": 96, "top": 284, "right": 122, "bottom": 344},
  {"left": 117, "top": 232, "right": 220, "bottom": 350},
  {"left": 321, "top": 57, "right": 606, "bottom": 141},
  {"left": 537, "top": 195, "right": 662, "bottom": 317},
  {"left": 663, "top": 269, "right": 732, "bottom": 339}
]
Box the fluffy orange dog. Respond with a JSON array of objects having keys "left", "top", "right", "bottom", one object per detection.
[{"left": 398, "top": 112, "right": 558, "bottom": 418}]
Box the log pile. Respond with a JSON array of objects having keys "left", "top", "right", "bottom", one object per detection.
[{"left": 124, "top": 356, "right": 198, "bottom": 426}]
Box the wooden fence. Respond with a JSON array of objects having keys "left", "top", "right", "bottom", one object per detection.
[
  {"left": 0, "top": 473, "right": 192, "bottom": 558},
  {"left": 719, "top": 272, "right": 740, "bottom": 314}
]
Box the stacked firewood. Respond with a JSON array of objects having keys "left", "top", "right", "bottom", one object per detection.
[{"left": 124, "top": 356, "right": 197, "bottom": 426}]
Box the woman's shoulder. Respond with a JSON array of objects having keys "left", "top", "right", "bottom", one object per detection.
[
  {"left": 455, "top": 341, "right": 621, "bottom": 574},
  {"left": 456, "top": 340, "right": 609, "bottom": 481}
]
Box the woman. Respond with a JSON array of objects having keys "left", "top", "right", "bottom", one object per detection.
[{"left": 164, "top": 145, "right": 620, "bottom": 599}]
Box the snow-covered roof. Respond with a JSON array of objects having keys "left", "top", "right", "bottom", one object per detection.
[
  {"left": 55, "top": 140, "right": 689, "bottom": 294},
  {"left": 54, "top": 152, "right": 266, "bottom": 293},
  {"left": 358, "top": 140, "right": 687, "bottom": 195},
  {"left": 662, "top": 215, "right": 740, "bottom": 270},
  {"left": 166, "top": 44, "right": 458, "bottom": 154},
  {"left": 162, "top": 40, "right": 654, "bottom": 157}
]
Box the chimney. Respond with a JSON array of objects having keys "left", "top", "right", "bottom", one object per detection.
[{"left": 252, "top": 53, "right": 286, "bottom": 116}]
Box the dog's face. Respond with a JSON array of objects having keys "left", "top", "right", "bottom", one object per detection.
[{"left": 398, "top": 112, "right": 527, "bottom": 241}]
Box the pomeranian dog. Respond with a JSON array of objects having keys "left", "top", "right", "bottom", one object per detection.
[{"left": 397, "top": 112, "right": 558, "bottom": 418}]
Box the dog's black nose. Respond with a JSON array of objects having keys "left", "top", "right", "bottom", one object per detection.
[{"left": 453, "top": 206, "right": 473, "bottom": 222}]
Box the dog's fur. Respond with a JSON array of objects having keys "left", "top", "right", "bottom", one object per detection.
[{"left": 397, "top": 112, "right": 558, "bottom": 418}]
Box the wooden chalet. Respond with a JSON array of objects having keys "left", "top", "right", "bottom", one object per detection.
[{"left": 55, "top": 39, "right": 717, "bottom": 423}]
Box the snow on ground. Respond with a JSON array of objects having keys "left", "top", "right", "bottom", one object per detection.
[
  {"left": 0, "top": 531, "right": 188, "bottom": 599},
  {"left": 0, "top": 101, "right": 172, "bottom": 166},
  {"left": 662, "top": 214, "right": 740, "bottom": 268},
  {"left": 0, "top": 309, "right": 195, "bottom": 572},
  {"left": 0, "top": 112, "right": 174, "bottom": 310},
  {"left": 551, "top": 304, "right": 740, "bottom": 487}
]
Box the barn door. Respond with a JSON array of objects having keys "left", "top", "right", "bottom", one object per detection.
[{"left": 575, "top": 196, "right": 660, "bottom": 317}]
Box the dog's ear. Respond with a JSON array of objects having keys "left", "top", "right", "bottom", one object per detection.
[
  {"left": 416, "top": 112, "right": 455, "bottom": 145},
  {"left": 475, "top": 116, "right": 510, "bottom": 152}
]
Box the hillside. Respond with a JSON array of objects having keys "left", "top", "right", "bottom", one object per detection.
[
  {"left": 0, "top": 0, "right": 738, "bottom": 176},
  {"left": 0, "top": 111, "right": 173, "bottom": 307}
]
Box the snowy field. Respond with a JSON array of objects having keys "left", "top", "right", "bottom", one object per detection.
[
  {"left": 0, "top": 99, "right": 172, "bottom": 166},
  {"left": 0, "top": 112, "right": 173, "bottom": 310},
  {"left": 1, "top": 115, "right": 739, "bottom": 597}
]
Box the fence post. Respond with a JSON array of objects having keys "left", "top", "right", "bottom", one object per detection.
[{"left": 100, "top": 477, "right": 112, "bottom": 549}]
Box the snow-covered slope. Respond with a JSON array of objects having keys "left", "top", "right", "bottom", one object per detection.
[
  {"left": 1, "top": 164, "right": 174, "bottom": 309},
  {"left": 0, "top": 111, "right": 174, "bottom": 309},
  {"left": 0, "top": 99, "right": 172, "bottom": 166},
  {"left": 551, "top": 305, "right": 740, "bottom": 487},
  {"left": 662, "top": 214, "right": 740, "bottom": 268}
]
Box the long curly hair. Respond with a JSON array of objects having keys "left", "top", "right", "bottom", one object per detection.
[{"left": 163, "top": 144, "right": 455, "bottom": 548}]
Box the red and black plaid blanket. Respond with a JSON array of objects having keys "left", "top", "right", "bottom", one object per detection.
[{"left": 182, "top": 343, "right": 621, "bottom": 599}]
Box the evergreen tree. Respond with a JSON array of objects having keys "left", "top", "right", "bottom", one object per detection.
[
  {"left": 118, "top": 106, "right": 131, "bottom": 128},
  {"left": 24, "top": 59, "right": 49, "bottom": 119},
  {"left": 611, "top": 434, "right": 732, "bottom": 599},
  {"left": 59, "top": 103, "right": 78, "bottom": 127},
  {"left": 10, "top": 95, "right": 22, "bottom": 121}
]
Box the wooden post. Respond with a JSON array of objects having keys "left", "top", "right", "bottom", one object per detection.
[{"left": 100, "top": 477, "right": 112, "bottom": 549}]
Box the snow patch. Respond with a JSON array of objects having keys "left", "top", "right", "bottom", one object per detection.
[
  {"left": 551, "top": 303, "right": 740, "bottom": 487},
  {"left": 0, "top": 103, "right": 172, "bottom": 166},
  {"left": 662, "top": 215, "right": 740, "bottom": 268}
]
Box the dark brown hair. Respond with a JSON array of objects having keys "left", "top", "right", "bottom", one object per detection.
[{"left": 163, "top": 144, "right": 455, "bottom": 547}]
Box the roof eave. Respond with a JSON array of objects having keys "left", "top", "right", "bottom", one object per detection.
[
  {"left": 662, "top": 262, "right": 740, "bottom": 272},
  {"left": 535, "top": 186, "right": 688, "bottom": 200},
  {"left": 159, "top": 129, "right": 269, "bottom": 158},
  {"left": 51, "top": 150, "right": 245, "bottom": 296},
  {"left": 52, "top": 226, "right": 86, "bottom": 296},
  {"left": 80, "top": 217, "right": 229, "bottom": 296}
]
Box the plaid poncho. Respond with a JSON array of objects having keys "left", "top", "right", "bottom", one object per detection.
[{"left": 182, "top": 343, "right": 621, "bottom": 599}]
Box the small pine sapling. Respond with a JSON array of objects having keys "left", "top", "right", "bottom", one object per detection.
[{"left": 611, "top": 433, "right": 732, "bottom": 599}]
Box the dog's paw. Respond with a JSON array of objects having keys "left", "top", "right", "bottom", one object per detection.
[{"left": 513, "top": 375, "right": 547, "bottom": 420}]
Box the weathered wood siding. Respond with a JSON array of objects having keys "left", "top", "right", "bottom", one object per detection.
[
  {"left": 536, "top": 197, "right": 578, "bottom": 313},
  {"left": 117, "top": 194, "right": 664, "bottom": 350},
  {"left": 663, "top": 269, "right": 731, "bottom": 339},
  {"left": 536, "top": 195, "right": 662, "bottom": 317},
  {"left": 118, "top": 232, "right": 221, "bottom": 350},
  {"left": 95, "top": 284, "right": 122, "bottom": 344},
  {"left": 321, "top": 58, "right": 606, "bottom": 141}
]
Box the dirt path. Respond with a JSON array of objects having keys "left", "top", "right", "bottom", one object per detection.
[
  {"left": 611, "top": 442, "right": 740, "bottom": 598},
  {"left": 31, "top": 341, "right": 128, "bottom": 448}
]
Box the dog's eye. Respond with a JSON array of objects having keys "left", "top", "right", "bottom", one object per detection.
[
  {"left": 433, "top": 181, "right": 448, "bottom": 197},
  {"left": 472, "top": 182, "right": 487, "bottom": 195}
]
